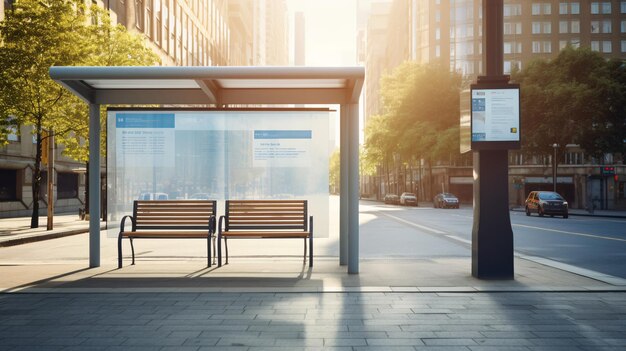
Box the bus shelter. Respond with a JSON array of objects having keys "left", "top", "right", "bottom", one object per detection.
[{"left": 49, "top": 66, "right": 364, "bottom": 274}]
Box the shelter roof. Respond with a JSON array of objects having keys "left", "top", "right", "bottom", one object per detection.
[{"left": 49, "top": 66, "right": 364, "bottom": 105}]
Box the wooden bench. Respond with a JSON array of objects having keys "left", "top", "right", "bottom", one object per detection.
[
  {"left": 118, "top": 200, "right": 216, "bottom": 268},
  {"left": 217, "top": 200, "right": 313, "bottom": 267}
]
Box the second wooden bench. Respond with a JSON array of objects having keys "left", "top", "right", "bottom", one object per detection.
[{"left": 217, "top": 200, "right": 313, "bottom": 267}]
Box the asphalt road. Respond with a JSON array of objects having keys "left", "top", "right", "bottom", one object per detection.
[{"left": 359, "top": 201, "right": 626, "bottom": 279}]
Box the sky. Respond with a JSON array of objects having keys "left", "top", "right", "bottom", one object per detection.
[{"left": 286, "top": 0, "right": 358, "bottom": 66}]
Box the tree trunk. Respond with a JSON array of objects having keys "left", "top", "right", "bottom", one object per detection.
[
  {"left": 31, "top": 127, "right": 42, "bottom": 228},
  {"left": 427, "top": 158, "right": 433, "bottom": 200},
  {"left": 385, "top": 157, "right": 390, "bottom": 194}
]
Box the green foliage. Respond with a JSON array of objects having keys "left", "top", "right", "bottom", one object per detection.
[
  {"left": 0, "top": 0, "right": 89, "bottom": 143},
  {"left": 364, "top": 62, "right": 462, "bottom": 171},
  {"left": 0, "top": 0, "right": 159, "bottom": 226},
  {"left": 512, "top": 46, "right": 626, "bottom": 158},
  {"left": 54, "top": 5, "right": 160, "bottom": 162}
]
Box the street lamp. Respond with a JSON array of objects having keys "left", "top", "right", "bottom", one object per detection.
[{"left": 552, "top": 143, "right": 558, "bottom": 192}]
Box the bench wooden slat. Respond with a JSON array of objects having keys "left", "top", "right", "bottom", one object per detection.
[
  {"left": 218, "top": 199, "right": 311, "bottom": 267},
  {"left": 221, "top": 231, "right": 309, "bottom": 238},
  {"left": 118, "top": 200, "right": 217, "bottom": 268}
]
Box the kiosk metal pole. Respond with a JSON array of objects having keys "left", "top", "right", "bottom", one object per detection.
[{"left": 471, "top": 0, "right": 514, "bottom": 279}]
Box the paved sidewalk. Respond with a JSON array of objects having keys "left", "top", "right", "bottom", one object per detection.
[
  {"left": 1, "top": 208, "right": 626, "bottom": 350},
  {"left": 1, "top": 290, "right": 626, "bottom": 351}
]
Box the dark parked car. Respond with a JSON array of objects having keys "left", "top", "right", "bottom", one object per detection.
[
  {"left": 384, "top": 194, "right": 400, "bottom": 205},
  {"left": 400, "top": 192, "right": 418, "bottom": 206},
  {"left": 525, "top": 191, "right": 568, "bottom": 218},
  {"left": 433, "top": 193, "right": 459, "bottom": 209}
]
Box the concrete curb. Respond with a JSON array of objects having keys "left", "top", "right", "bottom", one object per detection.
[
  {"left": 0, "top": 225, "right": 106, "bottom": 247},
  {"left": 510, "top": 207, "right": 626, "bottom": 219}
]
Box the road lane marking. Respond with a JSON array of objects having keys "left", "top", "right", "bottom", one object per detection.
[
  {"left": 380, "top": 212, "right": 447, "bottom": 234},
  {"left": 513, "top": 223, "right": 626, "bottom": 243}
]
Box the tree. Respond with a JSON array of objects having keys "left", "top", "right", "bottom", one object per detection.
[
  {"left": 56, "top": 5, "right": 160, "bottom": 163},
  {"left": 364, "top": 62, "right": 462, "bottom": 198},
  {"left": 511, "top": 46, "right": 626, "bottom": 160},
  {"left": 0, "top": 0, "right": 90, "bottom": 228},
  {"left": 0, "top": 1, "right": 159, "bottom": 228}
]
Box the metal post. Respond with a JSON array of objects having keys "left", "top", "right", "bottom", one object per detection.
[
  {"left": 89, "top": 104, "right": 101, "bottom": 268},
  {"left": 46, "top": 129, "right": 54, "bottom": 230},
  {"left": 471, "top": 0, "right": 514, "bottom": 279},
  {"left": 339, "top": 104, "right": 349, "bottom": 266},
  {"left": 553, "top": 143, "right": 558, "bottom": 192},
  {"left": 348, "top": 103, "right": 359, "bottom": 274}
]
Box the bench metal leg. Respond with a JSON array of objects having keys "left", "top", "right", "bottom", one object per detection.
[
  {"left": 217, "top": 231, "right": 222, "bottom": 267},
  {"left": 212, "top": 235, "right": 216, "bottom": 265},
  {"left": 225, "top": 238, "right": 229, "bottom": 265},
  {"left": 130, "top": 238, "right": 135, "bottom": 265},
  {"left": 309, "top": 217, "right": 314, "bottom": 267},
  {"left": 303, "top": 238, "right": 307, "bottom": 263},
  {"left": 207, "top": 234, "right": 211, "bottom": 267},
  {"left": 117, "top": 233, "right": 123, "bottom": 269}
]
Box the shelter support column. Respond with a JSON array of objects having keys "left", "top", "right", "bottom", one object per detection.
[
  {"left": 339, "top": 105, "right": 349, "bottom": 266},
  {"left": 89, "top": 103, "right": 101, "bottom": 268},
  {"left": 348, "top": 103, "right": 359, "bottom": 274}
]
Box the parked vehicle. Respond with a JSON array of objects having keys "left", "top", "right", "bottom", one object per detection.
[
  {"left": 400, "top": 192, "right": 418, "bottom": 206},
  {"left": 433, "top": 192, "right": 459, "bottom": 209},
  {"left": 138, "top": 192, "right": 169, "bottom": 200},
  {"left": 525, "top": 191, "right": 568, "bottom": 218},
  {"left": 384, "top": 194, "right": 400, "bottom": 205}
]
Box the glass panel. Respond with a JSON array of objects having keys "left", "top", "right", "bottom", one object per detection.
[{"left": 107, "top": 110, "right": 331, "bottom": 238}]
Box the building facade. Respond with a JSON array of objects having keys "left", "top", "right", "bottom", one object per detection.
[{"left": 0, "top": 0, "right": 289, "bottom": 218}]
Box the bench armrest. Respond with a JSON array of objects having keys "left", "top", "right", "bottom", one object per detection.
[
  {"left": 209, "top": 215, "right": 217, "bottom": 234},
  {"left": 218, "top": 215, "right": 225, "bottom": 233},
  {"left": 119, "top": 215, "right": 136, "bottom": 233}
]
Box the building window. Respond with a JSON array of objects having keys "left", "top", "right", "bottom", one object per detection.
[
  {"left": 622, "top": 1, "right": 626, "bottom": 13},
  {"left": 0, "top": 169, "right": 18, "bottom": 202},
  {"left": 622, "top": 20, "right": 626, "bottom": 32},
  {"left": 504, "top": 42, "right": 512, "bottom": 54},
  {"left": 435, "top": 10, "right": 441, "bottom": 22},
  {"left": 602, "top": 41, "right": 612, "bottom": 53},
  {"left": 532, "top": 3, "right": 541, "bottom": 15},
  {"left": 543, "top": 21, "right": 552, "bottom": 33},
  {"left": 560, "top": 40, "right": 568, "bottom": 50},
  {"left": 571, "top": 38, "right": 580, "bottom": 48},
  {"left": 591, "top": 2, "right": 600, "bottom": 14},
  {"left": 543, "top": 41, "right": 552, "bottom": 53},
  {"left": 543, "top": 3, "right": 552, "bottom": 14},
  {"left": 571, "top": 2, "right": 580, "bottom": 14},
  {"left": 601, "top": 2, "right": 611, "bottom": 14},
  {"left": 532, "top": 22, "right": 541, "bottom": 34},
  {"left": 560, "top": 21, "right": 569, "bottom": 33},
  {"left": 602, "top": 20, "right": 612, "bottom": 33},
  {"left": 571, "top": 20, "right": 580, "bottom": 33},
  {"left": 57, "top": 172, "right": 78, "bottom": 199},
  {"left": 591, "top": 21, "right": 600, "bottom": 33},
  {"left": 559, "top": 2, "right": 568, "bottom": 14},
  {"left": 504, "top": 4, "right": 522, "bottom": 17},
  {"left": 591, "top": 41, "right": 600, "bottom": 51},
  {"left": 435, "top": 28, "right": 441, "bottom": 40},
  {"left": 622, "top": 40, "right": 626, "bottom": 52},
  {"left": 435, "top": 45, "right": 441, "bottom": 57},
  {"left": 533, "top": 41, "right": 541, "bottom": 53}
]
